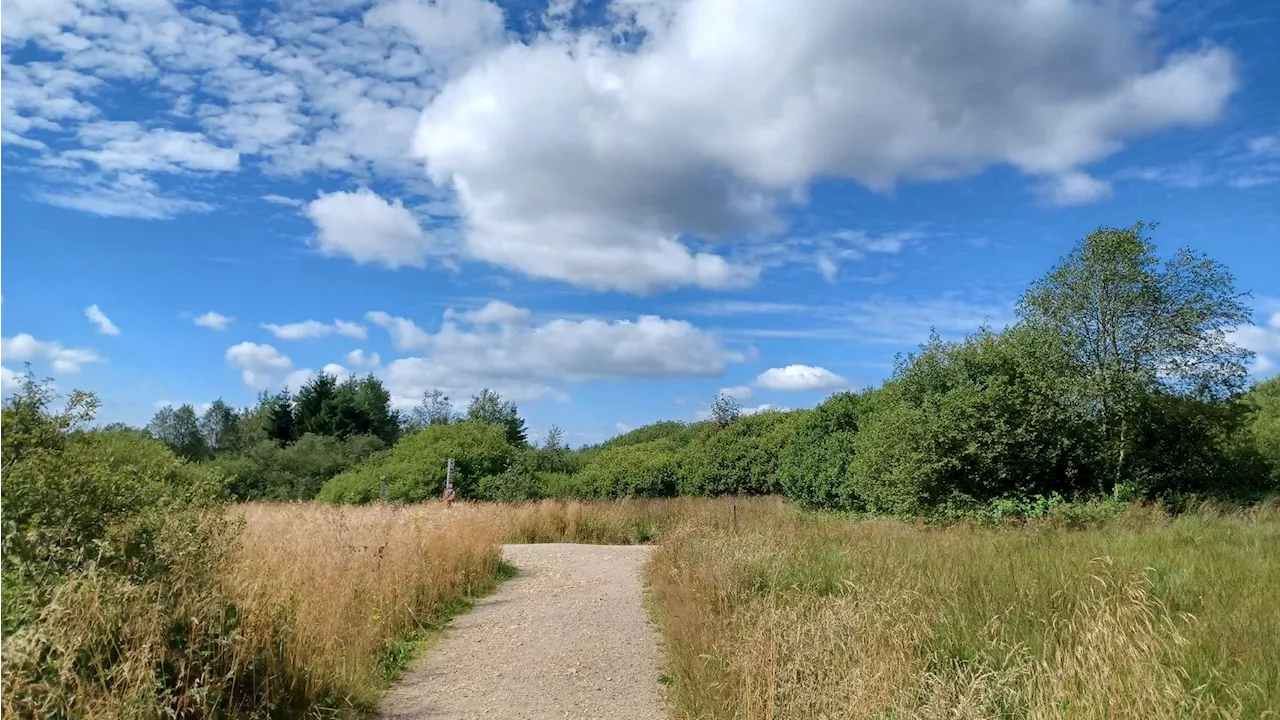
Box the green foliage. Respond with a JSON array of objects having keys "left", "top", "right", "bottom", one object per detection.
[
  {"left": 476, "top": 452, "right": 544, "bottom": 502},
  {"left": 3, "top": 380, "right": 226, "bottom": 595},
  {"left": 679, "top": 411, "right": 805, "bottom": 496},
  {"left": 146, "top": 403, "right": 210, "bottom": 461},
  {"left": 848, "top": 326, "right": 1097, "bottom": 515},
  {"left": 209, "top": 433, "right": 387, "bottom": 500},
  {"left": 601, "top": 420, "right": 700, "bottom": 449},
  {"left": 1017, "top": 221, "right": 1253, "bottom": 485},
  {"left": 779, "top": 392, "right": 864, "bottom": 509},
  {"left": 577, "top": 440, "right": 681, "bottom": 498},
  {"left": 710, "top": 392, "right": 743, "bottom": 427},
  {"left": 466, "top": 388, "right": 529, "bottom": 447},
  {"left": 404, "top": 388, "right": 458, "bottom": 429},
  {"left": 1246, "top": 377, "right": 1280, "bottom": 484},
  {"left": 318, "top": 421, "right": 514, "bottom": 503},
  {"left": 294, "top": 372, "right": 401, "bottom": 444}
]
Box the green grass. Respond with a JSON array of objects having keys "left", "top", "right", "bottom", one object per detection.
[
  {"left": 648, "top": 499, "right": 1280, "bottom": 719},
  {"left": 375, "top": 560, "right": 519, "bottom": 685}
]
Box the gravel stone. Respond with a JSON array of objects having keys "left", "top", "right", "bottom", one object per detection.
[{"left": 379, "top": 544, "right": 665, "bottom": 720}]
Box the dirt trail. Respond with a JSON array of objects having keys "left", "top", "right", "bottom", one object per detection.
[{"left": 379, "top": 544, "right": 665, "bottom": 720}]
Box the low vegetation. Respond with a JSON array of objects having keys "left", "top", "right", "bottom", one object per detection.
[
  {"left": 649, "top": 498, "right": 1280, "bottom": 719},
  {"left": 4, "top": 221, "right": 1278, "bottom": 718}
]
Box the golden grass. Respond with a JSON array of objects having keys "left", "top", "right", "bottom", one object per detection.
[
  {"left": 7, "top": 497, "right": 1276, "bottom": 719},
  {"left": 648, "top": 499, "right": 1280, "bottom": 719},
  {"left": 224, "top": 502, "right": 508, "bottom": 712}
]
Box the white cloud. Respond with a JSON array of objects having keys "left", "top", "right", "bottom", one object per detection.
[
  {"left": 414, "top": 0, "right": 1234, "bottom": 291},
  {"left": 719, "top": 385, "right": 753, "bottom": 401},
  {"left": 261, "top": 319, "right": 367, "bottom": 341},
  {"left": 85, "top": 304, "right": 120, "bottom": 336},
  {"left": 304, "top": 188, "right": 434, "bottom": 268},
  {"left": 63, "top": 121, "right": 239, "bottom": 173},
  {"left": 1231, "top": 309, "right": 1280, "bottom": 378},
  {"left": 756, "top": 365, "right": 848, "bottom": 392},
  {"left": 193, "top": 311, "right": 233, "bottom": 331},
  {"left": 444, "top": 300, "right": 531, "bottom": 326},
  {"left": 1, "top": 366, "right": 24, "bottom": 393},
  {"left": 225, "top": 341, "right": 294, "bottom": 390},
  {"left": 366, "top": 311, "right": 433, "bottom": 351},
  {"left": 0, "top": 333, "right": 103, "bottom": 374},
  {"left": 378, "top": 309, "right": 740, "bottom": 408},
  {"left": 322, "top": 362, "right": 349, "bottom": 377},
  {"left": 346, "top": 348, "right": 382, "bottom": 368},
  {"left": 1037, "top": 171, "right": 1114, "bottom": 206},
  {"left": 262, "top": 194, "right": 303, "bottom": 207},
  {"left": 726, "top": 297, "right": 1013, "bottom": 346}
]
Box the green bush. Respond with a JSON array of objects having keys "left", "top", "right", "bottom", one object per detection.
[
  {"left": 679, "top": 411, "right": 805, "bottom": 496},
  {"left": 577, "top": 440, "right": 681, "bottom": 498},
  {"left": 2, "top": 387, "right": 226, "bottom": 593},
  {"left": 601, "top": 420, "right": 701, "bottom": 449},
  {"left": 1246, "top": 377, "right": 1280, "bottom": 484},
  {"left": 209, "top": 433, "right": 386, "bottom": 501},
  {"left": 318, "top": 421, "right": 513, "bottom": 503},
  {"left": 848, "top": 327, "right": 1097, "bottom": 516},
  {"left": 539, "top": 471, "right": 596, "bottom": 498},
  {"left": 779, "top": 392, "right": 863, "bottom": 509},
  {"left": 476, "top": 452, "right": 544, "bottom": 502}
]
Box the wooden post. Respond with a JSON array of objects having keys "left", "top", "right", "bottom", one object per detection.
[
  {"left": 379, "top": 476, "right": 387, "bottom": 503},
  {"left": 443, "top": 458, "right": 456, "bottom": 508},
  {"left": 732, "top": 503, "right": 738, "bottom": 532}
]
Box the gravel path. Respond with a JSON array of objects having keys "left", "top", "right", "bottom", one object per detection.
[{"left": 379, "top": 544, "right": 666, "bottom": 720}]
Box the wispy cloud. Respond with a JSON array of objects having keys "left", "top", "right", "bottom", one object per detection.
[{"left": 85, "top": 304, "right": 120, "bottom": 336}]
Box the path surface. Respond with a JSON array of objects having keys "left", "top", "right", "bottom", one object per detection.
[{"left": 379, "top": 544, "right": 665, "bottom": 720}]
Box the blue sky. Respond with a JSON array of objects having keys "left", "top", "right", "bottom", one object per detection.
[{"left": 2, "top": 0, "right": 1278, "bottom": 444}]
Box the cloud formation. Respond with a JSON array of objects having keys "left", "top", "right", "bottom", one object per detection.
[
  {"left": 261, "top": 319, "right": 368, "bottom": 341},
  {"left": 755, "top": 365, "right": 848, "bottom": 392},
  {"left": 193, "top": 311, "right": 233, "bottom": 331},
  {"left": 3, "top": 0, "right": 1238, "bottom": 289},
  {"left": 85, "top": 304, "right": 120, "bottom": 336},
  {"left": 1, "top": 333, "right": 103, "bottom": 374},
  {"left": 369, "top": 303, "right": 741, "bottom": 407}
]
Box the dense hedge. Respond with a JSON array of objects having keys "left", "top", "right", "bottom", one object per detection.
[
  {"left": 576, "top": 440, "right": 683, "bottom": 498},
  {"left": 317, "top": 421, "right": 512, "bottom": 503},
  {"left": 678, "top": 411, "right": 804, "bottom": 496}
]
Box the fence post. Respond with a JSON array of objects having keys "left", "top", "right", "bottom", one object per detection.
[
  {"left": 379, "top": 476, "right": 387, "bottom": 503},
  {"left": 732, "top": 503, "right": 738, "bottom": 533},
  {"left": 444, "top": 458, "right": 456, "bottom": 507}
]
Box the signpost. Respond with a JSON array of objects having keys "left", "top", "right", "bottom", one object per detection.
[{"left": 444, "top": 458, "right": 456, "bottom": 508}]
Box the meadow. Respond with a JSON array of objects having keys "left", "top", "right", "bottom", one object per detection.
[{"left": 8, "top": 495, "right": 1276, "bottom": 719}]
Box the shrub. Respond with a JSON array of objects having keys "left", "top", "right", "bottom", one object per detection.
[
  {"left": 601, "top": 420, "right": 701, "bottom": 449},
  {"left": 577, "top": 440, "right": 681, "bottom": 498},
  {"left": 848, "top": 327, "right": 1097, "bottom": 515},
  {"left": 679, "top": 411, "right": 805, "bottom": 496},
  {"left": 2, "top": 395, "right": 226, "bottom": 592},
  {"left": 210, "top": 433, "right": 387, "bottom": 501},
  {"left": 318, "top": 421, "right": 513, "bottom": 503},
  {"left": 477, "top": 452, "right": 544, "bottom": 502},
  {"left": 779, "top": 392, "right": 864, "bottom": 509}
]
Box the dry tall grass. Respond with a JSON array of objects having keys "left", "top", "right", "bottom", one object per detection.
[
  {"left": 225, "top": 502, "right": 508, "bottom": 713},
  {"left": 649, "top": 498, "right": 1280, "bottom": 719}
]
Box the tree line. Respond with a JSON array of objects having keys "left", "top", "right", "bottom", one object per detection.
[
  {"left": 319, "top": 222, "right": 1280, "bottom": 514},
  {"left": 23, "top": 220, "right": 1280, "bottom": 515}
]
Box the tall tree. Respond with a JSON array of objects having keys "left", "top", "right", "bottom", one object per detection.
[
  {"left": 199, "top": 399, "right": 238, "bottom": 452},
  {"left": 147, "top": 404, "right": 210, "bottom": 461},
  {"left": 408, "top": 388, "right": 457, "bottom": 428},
  {"left": 1016, "top": 221, "right": 1253, "bottom": 484},
  {"left": 710, "top": 392, "right": 743, "bottom": 428},
  {"left": 259, "top": 390, "right": 296, "bottom": 445},
  {"left": 467, "top": 388, "right": 529, "bottom": 447},
  {"left": 293, "top": 372, "right": 340, "bottom": 437}
]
